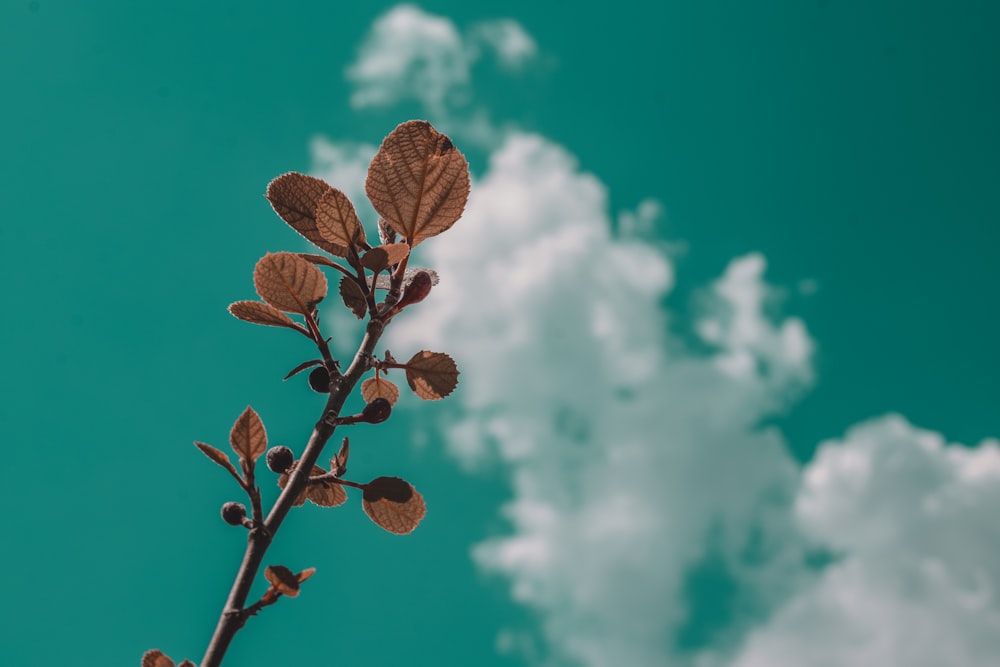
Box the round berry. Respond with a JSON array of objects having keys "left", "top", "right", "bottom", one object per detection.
[
  {"left": 361, "top": 398, "right": 392, "bottom": 424},
  {"left": 308, "top": 365, "right": 330, "bottom": 393},
  {"left": 266, "top": 445, "right": 294, "bottom": 474},
  {"left": 221, "top": 501, "right": 247, "bottom": 526}
]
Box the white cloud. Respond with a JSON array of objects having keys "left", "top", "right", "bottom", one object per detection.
[
  {"left": 386, "top": 131, "right": 813, "bottom": 667},
  {"left": 471, "top": 19, "right": 538, "bottom": 69},
  {"left": 317, "top": 7, "right": 1000, "bottom": 666},
  {"left": 347, "top": 4, "right": 469, "bottom": 114},
  {"left": 346, "top": 5, "right": 538, "bottom": 147},
  {"left": 727, "top": 416, "right": 1000, "bottom": 667}
]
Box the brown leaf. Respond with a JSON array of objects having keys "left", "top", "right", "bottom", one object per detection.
[
  {"left": 278, "top": 464, "right": 344, "bottom": 507},
  {"left": 283, "top": 358, "right": 323, "bottom": 380},
  {"left": 338, "top": 276, "right": 368, "bottom": 319},
  {"left": 308, "top": 476, "right": 347, "bottom": 507},
  {"left": 141, "top": 650, "right": 174, "bottom": 667},
  {"left": 228, "top": 300, "right": 300, "bottom": 330},
  {"left": 377, "top": 217, "right": 397, "bottom": 245},
  {"left": 404, "top": 350, "right": 459, "bottom": 400},
  {"left": 297, "top": 252, "right": 342, "bottom": 269},
  {"left": 265, "top": 172, "right": 347, "bottom": 256},
  {"left": 360, "top": 243, "right": 410, "bottom": 273},
  {"left": 194, "top": 441, "right": 240, "bottom": 478},
  {"left": 365, "top": 120, "right": 470, "bottom": 247},
  {"left": 178, "top": 662, "right": 196, "bottom": 667},
  {"left": 361, "top": 377, "right": 400, "bottom": 406},
  {"left": 264, "top": 565, "right": 302, "bottom": 597},
  {"left": 315, "top": 187, "right": 366, "bottom": 249},
  {"left": 230, "top": 406, "right": 267, "bottom": 462},
  {"left": 254, "top": 252, "right": 328, "bottom": 315},
  {"left": 362, "top": 476, "right": 426, "bottom": 534}
]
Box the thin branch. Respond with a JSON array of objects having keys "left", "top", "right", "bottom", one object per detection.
[{"left": 199, "top": 317, "right": 385, "bottom": 667}]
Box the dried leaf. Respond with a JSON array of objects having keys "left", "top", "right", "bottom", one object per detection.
[
  {"left": 360, "top": 243, "right": 410, "bottom": 273},
  {"left": 369, "top": 267, "right": 439, "bottom": 291},
  {"left": 265, "top": 172, "right": 347, "bottom": 256},
  {"left": 362, "top": 476, "right": 426, "bottom": 534},
  {"left": 283, "top": 359, "right": 323, "bottom": 380},
  {"left": 315, "top": 187, "right": 366, "bottom": 249},
  {"left": 404, "top": 350, "right": 459, "bottom": 400},
  {"left": 228, "top": 300, "right": 300, "bottom": 330},
  {"left": 254, "top": 252, "right": 328, "bottom": 315},
  {"left": 361, "top": 376, "right": 400, "bottom": 406},
  {"left": 230, "top": 406, "right": 267, "bottom": 462},
  {"left": 377, "top": 217, "right": 397, "bottom": 245},
  {"left": 278, "top": 464, "right": 343, "bottom": 507},
  {"left": 366, "top": 120, "right": 470, "bottom": 247},
  {"left": 308, "top": 475, "right": 347, "bottom": 507},
  {"left": 297, "top": 252, "right": 342, "bottom": 269},
  {"left": 194, "top": 441, "right": 239, "bottom": 478},
  {"left": 264, "top": 565, "right": 302, "bottom": 597},
  {"left": 141, "top": 650, "right": 174, "bottom": 667},
  {"left": 338, "top": 276, "right": 368, "bottom": 319},
  {"left": 331, "top": 437, "right": 349, "bottom": 476}
]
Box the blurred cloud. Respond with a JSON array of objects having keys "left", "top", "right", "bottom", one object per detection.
[
  {"left": 724, "top": 416, "right": 1000, "bottom": 667},
  {"left": 346, "top": 3, "right": 539, "bottom": 147},
  {"left": 313, "top": 5, "right": 1000, "bottom": 666}
]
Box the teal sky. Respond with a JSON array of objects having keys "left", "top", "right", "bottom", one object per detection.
[{"left": 1, "top": 2, "right": 998, "bottom": 667}]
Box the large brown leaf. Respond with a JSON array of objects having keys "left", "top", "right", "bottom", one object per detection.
[
  {"left": 265, "top": 172, "right": 348, "bottom": 256},
  {"left": 365, "top": 121, "right": 470, "bottom": 247},
  {"left": 253, "top": 252, "right": 327, "bottom": 315},
  {"left": 315, "top": 187, "right": 366, "bottom": 249}
]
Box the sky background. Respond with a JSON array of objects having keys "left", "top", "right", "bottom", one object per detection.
[{"left": 1, "top": 2, "right": 998, "bottom": 666}]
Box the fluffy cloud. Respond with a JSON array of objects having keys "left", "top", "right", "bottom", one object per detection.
[
  {"left": 346, "top": 4, "right": 538, "bottom": 146},
  {"left": 726, "top": 416, "right": 1000, "bottom": 667},
  {"left": 347, "top": 4, "right": 468, "bottom": 114},
  {"left": 385, "top": 132, "right": 813, "bottom": 667},
  {"left": 318, "top": 6, "right": 1000, "bottom": 666}
]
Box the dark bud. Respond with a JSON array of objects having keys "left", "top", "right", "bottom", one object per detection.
[
  {"left": 360, "top": 398, "right": 392, "bottom": 424},
  {"left": 221, "top": 501, "right": 247, "bottom": 526},
  {"left": 308, "top": 365, "right": 331, "bottom": 393},
  {"left": 396, "top": 271, "right": 433, "bottom": 309},
  {"left": 266, "top": 445, "right": 294, "bottom": 474}
]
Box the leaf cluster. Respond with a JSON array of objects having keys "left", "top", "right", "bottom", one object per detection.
[{"left": 150, "top": 121, "right": 471, "bottom": 667}]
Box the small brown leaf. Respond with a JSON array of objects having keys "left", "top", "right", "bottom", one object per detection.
[
  {"left": 366, "top": 120, "right": 470, "bottom": 247},
  {"left": 283, "top": 358, "right": 323, "bottom": 380},
  {"left": 277, "top": 464, "right": 344, "bottom": 507},
  {"left": 404, "top": 350, "right": 459, "bottom": 400},
  {"left": 264, "top": 565, "right": 302, "bottom": 597},
  {"left": 377, "top": 217, "right": 397, "bottom": 245},
  {"left": 265, "top": 172, "right": 347, "bottom": 256},
  {"left": 308, "top": 476, "right": 347, "bottom": 507},
  {"left": 230, "top": 406, "right": 267, "bottom": 462},
  {"left": 194, "top": 441, "right": 240, "bottom": 478},
  {"left": 338, "top": 276, "right": 368, "bottom": 319},
  {"left": 315, "top": 187, "right": 366, "bottom": 249},
  {"left": 362, "top": 476, "right": 426, "bottom": 534},
  {"left": 254, "top": 252, "right": 328, "bottom": 315},
  {"left": 228, "top": 300, "right": 300, "bottom": 330},
  {"left": 361, "top": 376, "right": 400, "bottom": 406},
  {"left": 360, "top": 243, "right": 410, "bottom": 273},
  {"left": 297, "top": 252, "right": 342, "bottom": 269},
  {"left": 142, "top": 650, "right": 174, "bottom": 667}
]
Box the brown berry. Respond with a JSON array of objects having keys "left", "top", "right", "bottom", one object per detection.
[
  {"left": 266, "top": 446, "right": 294, "bottom": 473},
  {"left": 221, "top": 502, "right": 247, "bottom": 526},
  {"left": 360, "top": 398, "right": 392, "bottom": 424}
]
